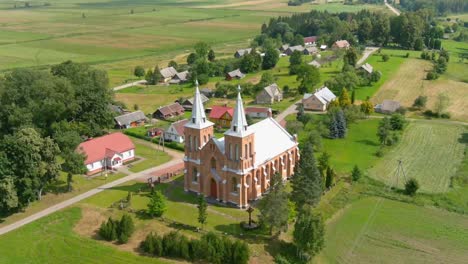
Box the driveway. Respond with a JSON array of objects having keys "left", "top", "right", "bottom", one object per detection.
[
  {"left": 357, "top": 47, "right": 379, "bottom": 66},
  {"left": 112, "top": 79, "right": 146, "bottom": 91},
  {"left": 384, "top": 0, "right": 401, "bottom": 16}
]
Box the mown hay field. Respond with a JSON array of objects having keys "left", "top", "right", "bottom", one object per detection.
[{"left": 368, "top": 121, "right": 467, "bottom": 193}]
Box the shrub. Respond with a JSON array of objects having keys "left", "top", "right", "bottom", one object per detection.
[
  {"left": 405, "top": 52, "right": 410, "bottom": 58},
  {"left": 413, "top": 96, "right": 428, "bottom": 109},
  {"left": 351, "top": 165, "right": 361, "bottom": 182},
  {"left": 426, "top": 71, "right": 438, "bottom": 80},
  {"left": 404, "top": 178, "right": 419, "bottom": 196},
  {"left": 99, "top": 214, "right": 135, "bottom": 244},
  {"left": 376, "top": 147, "right": 384, "bottom": 157},
  {"left": 382, "top": 54, "right": 389, "bottom": 62},
  {"left": 147, "top": 190, "right": 167, "bottom": 218},
  {"left": 389, "top": 114, "right": 405, "bottom": 130},
  {"left": 395, "top": 106, "right": 407, "bottom": 115},
  {"left": 441, "top": 112, "right": 451, "bottom": 119}
]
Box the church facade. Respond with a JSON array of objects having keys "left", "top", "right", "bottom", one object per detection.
[{"left": 183, "top": 83, "right": 299, "bottom": 208}]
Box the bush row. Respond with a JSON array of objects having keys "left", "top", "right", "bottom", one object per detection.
[
  {"left": 140, "top": 231, "right": 249, "bottom": 264},
  {"left": 99, "top": 214, "right": 135, "bottom": 244}
]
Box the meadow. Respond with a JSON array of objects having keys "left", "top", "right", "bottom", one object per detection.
[
  {"left": 368, "top": 121, "right": 467, "bottom": 193},
  {"left": 317, "top": 197, "right": 468, "bottom": 264}
]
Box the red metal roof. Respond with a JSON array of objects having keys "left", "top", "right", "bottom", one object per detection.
[
  {"left": 77, "top": 132, "right": 135, "bottom": 164},
  {"left": 209, "top": 105, "right": 233, "bottom": 119}
]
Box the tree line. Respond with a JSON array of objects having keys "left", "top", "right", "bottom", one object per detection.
[
  {"left": 0, "top": 61, "right": 115, "bottom": 214},
  {"left": 399, "top": 0, "right": 467, "bottom": 15},
  {"left": 259, "top": 9, "right": 444, "bottom": 50}
]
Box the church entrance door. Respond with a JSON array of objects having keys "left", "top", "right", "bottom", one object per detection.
[{"left": 210, "top": 178, "right": 217, "bottom": 199}]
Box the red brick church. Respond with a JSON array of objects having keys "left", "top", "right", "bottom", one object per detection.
[{"left": 183, "top": 82, "right": 299, "bottom": 208}]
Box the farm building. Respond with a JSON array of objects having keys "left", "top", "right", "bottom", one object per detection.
[
  {"left": 153, "top": 102, "right": 185, "bottom": 120},
  {"left": 181, "top": 93, "right": 209, "bottom": 110},
  {"left": 200, "top": 88, "right": 214, "bottom": 97},
  {"left": 76, "top": 132, "right": 135, "bottom": 175},
  {"left": 304, "top": 36, "right": 318, "bottom": 46},
  {"left": 226, "top": 69, "right": 245, "bottom": 80},
  {"left": 234, "top": 48, "right": 252, "bottom": 58},
  {"left": 183, "top": 85, "right": 299, "bottom": 208},
  {"left": 209, "top": 105, "right": 234, "bottom": 128},
  {"left": 109, "top": 104, "right": 125, "bottom": 115},
  {"left": 360, "top": 63, "right": 374, "bottom": 74},
  {"left": 245, "top": 107, "right": 272, "bottom": 118},
  {"left": 169, "top": 70, "right": 189, "bottom": 84},
  {"left": 332, "top": 40, "right": 350, "bottom": 49},
  {"left": 256, "top": 83, "right": 283, "bottom": 104},
  {"left": 280, "top": 44, "right": 290, "bottom": 52},
  {"left": 164, "top": 119, "right": 189, "bottom": 143},
  {"left": 284, "top": 45, "right": 305, "bottom": 56},
  {"left": 303, "top": 47, "right": 318, "bottom": 55},
  {"left": 159, "top": 67, "right": 178, "bottom": 83},
  {"left": 320, "top": 44, "right": 327, "bottom": 51},
  {"left": 375, "top": 100, "right": 401, "bottom": 114},
  {"left": 308, "top": 60, "right": 321, "bottom": 68},
  {"left": 147, "top": 127, "right": 164, "bottom": 138},
  {"left": 302, "top": 87, "right": 337, "bottom": 111},
  {"left": 114, "top": 110, "right": 147, "bottom": 129}
]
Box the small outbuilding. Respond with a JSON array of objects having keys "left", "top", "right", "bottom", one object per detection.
[
  {"left": 234, "top": 48, "right": 252, "bottom": 58},
  {"left": 375, "top": 100, "right": 401, "bottom": 114},
  {"left": 256, "top": 83, "right": 283, "bottom": 104},
  {"left": 245, "top": 107, "right": 272, "bottom": 119},
  {"left": 226, "top": 69, "right": 245, "bottom": 80},
  {"left": 153, "top": 102, "right": 185, "bottom": 120},
  {"left": 332, "top": 40, "right": 350, "bottom": 49},
  {"left": 160, "top": 67, "right": 178, "bottom": 83},
  {"left": 308, "top": 60, "right": 321, "bottom": 68},
  {"left": 181, "top": 94, "right": 209, "bottom": 110}
]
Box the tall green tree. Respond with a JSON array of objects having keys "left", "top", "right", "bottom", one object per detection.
[
  {"left": 197, "top": 195, "right": 208, "bottom": 229},
  {"left": 62, "top": 152, "right": 87, "bottom": 192},
  {"left": 134, "top": 66, "right": 145, "bottom": 78},
  {"left": 293, "top": 206, "right": 325, "bottom": 259},
  {"left": 208, "top": 49, "right": 216, "bottom": 62},
  {"left": 258, "top": 173, "right": 289, "bottom": 235},
  {"left": 377, "top": 117, "right": 392, "bottom": 145},
  {"left": 194, "top": 42, "right": 210, "bottom": 60},
  {"left": 147, "top": 190, "right": 167, "bottom": 218},
  {"left": 296, "top": 64, "right": 320, "bottom": 94},
  {"left": 153, "top": 66, "right": 163, "bottom": 83},
  {"left": 343, "top": 48, "right": 358, "bottom": 67},
  {"left": 339, "top": 88, "right": 351, "bottom": 108},
  {"left": 290, "top": 143, "right": 322, "bottom": 209},
  {"left": 0, "top": 177, "right": 18, "bottom": 213},
  {"left": 262, "top": 47, "right": 279, "bottom": 70},
  {"left": 289, "top": 50, "right": 303, "bottom": 75}
]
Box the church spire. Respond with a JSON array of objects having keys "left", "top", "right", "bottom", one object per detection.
[
  {"left": 226, "top": 85, "right": 249, "bottom": 137},
  {"left": 185, "top": 80, "right": 213, "bottom": 129}
]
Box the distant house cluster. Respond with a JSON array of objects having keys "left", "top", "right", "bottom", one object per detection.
[
  {"left": 332, "top": 40, "right": 350, "bottom": 49},
  {"left": 302, "top": 87, "right": 337, "bottom": 111}
]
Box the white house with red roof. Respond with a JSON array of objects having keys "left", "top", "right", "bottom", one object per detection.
[
  {"left": 164, "top": 119, "right": 189, "bottom": 143},
  {"left": 76, "top": 132, "right": 135, "bottom": 175}
]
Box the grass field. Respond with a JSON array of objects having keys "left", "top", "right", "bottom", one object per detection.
[
  {"left": 368, "top": 121, "right": 467, "bottom": 193},
  {"left": 129, "top": 140, "right": 172, "bottom": 172},
  {"left": 317, "top": 197, "right": 468, "bottom": 264},
  {"left": 0, "top": 207, "right": 172, "bottom": 264},
  {"left": 321, "top": 118, "right": 382, "bottom": 174},
  {"left": 371, "top": 58, "right": 468, "bottom": 121}
]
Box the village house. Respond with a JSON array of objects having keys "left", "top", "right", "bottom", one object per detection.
[
  {"left": 114, "top": 110, "right": 147, "bottom": 129},
  {"left": 304, "top": 36, "right": 318, "bottom": 46},
  {"left": 159, "top": 66, "right": 178, "bottom": 83},
  {"left": 234, "top": 48, "right": 252, "bottom": 58},
  {"left": 209, "top": 105, "right": 234, "bottom": 128},
  {"left": 169, "top": 70, "right": 189, "bottom": 84},
  {"left": 153, "top": 102, "right": 185, "bottom": 120},
  {"left": 375, "top": 100, "right": 401, "bottom": 114},
  {"left": 226, "top": 69, "right": 245, "bottom": 80},
  {"left": 308, "top": 60, "right": 321, "bottom": 68},
  {"left": 302, "top": 87, "right": 337, "bottom": 111},
  {"left": 303, "top": 47, "right": 318, "bottom": 55},
  {"left": 332, "top": 40, "right": 350, "bottom": 49},
  {"left": 181, "top": 93, "right": 209, "bottom": 110},
  {"left": 284, "top": 45, "right": 305, "bottom": 56},
  {"left": 183, "top": 85, "right": 299, "bottom": 208},
  {"left": 164, "top": 119, "right": 189, "bottom": 143},
  {"left": 360, "top": 63, "right": 374, "bottom": 74},
  {"left": 279, "top": 44, "right": 290, "bottom": 52},
  {"left": 245, "top": 107, "right": 272, "bottom": 119},
  {"left": 256, "top": 83, "right": 283, "bottom": 104},
  {"left": 77, "top": 132, "right": 135, "bottom": 175}
]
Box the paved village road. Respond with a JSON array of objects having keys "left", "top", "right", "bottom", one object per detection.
[
  {"left": 112, "top": 79, "right": 146, "bottom": 91},
  {"left": 385, "top": 0, "right": 401, "bottom": 16},
  {"left": 0, "top": 140, "right": 184, "bottom": 236}
]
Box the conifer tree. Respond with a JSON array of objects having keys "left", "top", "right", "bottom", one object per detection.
[
  {"left": 339, "top": 88, "right": 351, "bottom": 108},
  {"left": 336, "top": 109, "right": 347, "bottom": 138},
  {"left": 258, "top": 173, "right": 289, "bottom": 235},
  {"left": 290, "top": 143, "right": 323, "bottom": 209},
  {"left": 293, "top": 206, "right": 325, "bottom": 259},
  {"left": 197, "top": 195, "right": 208, "bottom": 229},
  {"left": 147, "top": 190, "right": 167, "bottom": 218}
]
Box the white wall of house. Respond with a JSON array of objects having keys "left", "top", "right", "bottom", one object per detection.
[
  {"left": 86, "top": 160, "right": 104, "bottom": 172},
  {"left": 164, "top": 132, "right": 184, "bottom": 143},
  {"left": 122, "top": 149, "right": 134, "bottom": 161},
  {"left": 246, "top": 112, "right": 269, "bottom": 118}
]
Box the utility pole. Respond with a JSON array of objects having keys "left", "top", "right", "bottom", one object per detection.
[{"left": 394, "top": 159, "right": 407, "bottom": 189}]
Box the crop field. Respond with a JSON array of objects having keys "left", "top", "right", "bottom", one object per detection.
[
  {"left": 368, "top": 121, "right": 467, "bottom": 193},
  {"left": 371, "top": 58, "right": 468, "bottom": 121},
  {"left": 317, "top": 197, "right": 468, "bottom": 264}
]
